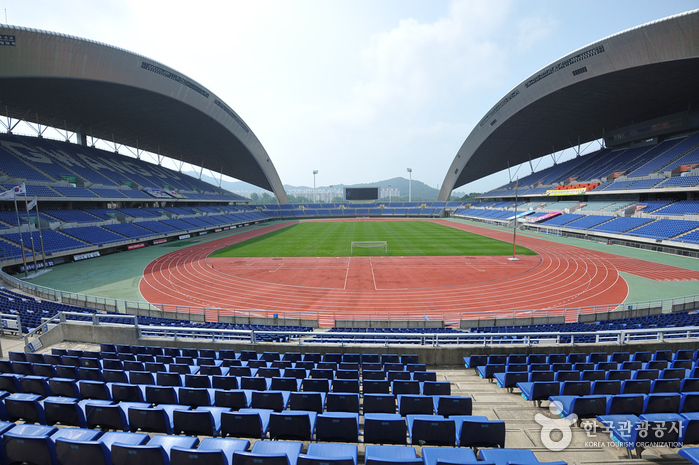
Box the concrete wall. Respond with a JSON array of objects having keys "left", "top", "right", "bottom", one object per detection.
[
  {"left": 460, "top": 316, "right": 565, "bottom": 329},
  {"left": 27, "top": 322, "right": 699, "bottom": 367}
]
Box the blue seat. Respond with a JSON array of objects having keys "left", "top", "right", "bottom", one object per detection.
[
  {"left": 213, "top": 389, "right": 250, "bottom": 410},
  {"left": 392, "top": 381, "right": 420, "bottom": 395},
  {"left": 682, "top": 392, "right": 699, "bottom": 413},
  {"left": 128, "top": 404, "right": 189, "bottom": 434},
  {"left": 421, "top": 447, "right": 479, "bottom": 465},
  {"left": 364, "top": 445, "right": 421, "bottom": 465},
  {"left": 5, "top": 392, "right": 46, "bottom": 424},
  {"left": 233, "top": 440, "right": 303, "bottom": 465},
  {"left": 398, "top": 395, "right": 434, "bottom": 416},
  {"left": 250, "top": 390, "right": 290, "bottom": 412},
  {"left": 48, "top": 378, "right": 80, "bottom": 398},
  {"left": 43, "top": 396, "right": 86, "bottom": 427},
  {"left": 157, "top": 373, "right": 184, "bottom": 387},
  {"left": 297, "top": 443, "right": 357, "bottom": 465},
  {"left": 301, "top": 378, "right": 331, "bottom": 393},
  {"left": 621, "top": 379, "right": 651, "bottom": 394},
  {"left": 19, "top": 375, "right": 51, "bottom": 396},
  {"left": 270, "top": 377, "right": 302, "bottom": 392},
  {"left": 173, "top": 406, "right": 229, "bottom": 437},
  {"left": 421, "top": 381, "right": 450, "bottom": 396},
  {"left": 268, "top": 410, "right": 317, "bottom": 440},
  {"left": 221, "top": 408, "right": 272, "bottom": 439},
  {"left": 363, "top": 380, "right": 390, "bottom": 394},
  {"left": 288, "top": 392, "right": 325, "bottom": 413},
  {"left": 549, "top": 395, "right": 607, "bottom": 422},
  {"left": 478, "top": 448, "right": 566, "bottom": 465},
  {"left": 605, "top": 394, "right": 645, "bottom": 415},
  {"left": 55, "top": 431, "right": 150, "bottom": 465},
  {"left": 517, "top": 382, "right": 559, "bottom": 406},
  {"left": 4, "top": 424, "right": 101, "bottom": 465},
  {"left": 86, "top": 401, "right": 150, "bottom": 431},
  {"left": 178, "top": 387, "right": 215, "bottom": 407},
  {"left": 170, "top": 438, "right": 251, "bottom": 465},
  {"left": 326, "top": 393, "right": 360, "bottom": 413},
  {"left": 453, "top": 415, "right": 505, "bottom": 449},
  {"left": 559, "top": 381, "right": 590, "bottom": 396},
  {"left": 332, "top": 379, "right": 360, "bottom": 394},
  {"left": 679, "top": 448, "right": 699, "bottom": 465},
  {"left": 494, "top": 372, "right": 528, "bottom": 392},
  {"left": 363, "top": 394, "right": 396, "bottom": 414},
  {"left": 145, "top": 385, "right": 179, "bottom": 404},
  {"left": 597, "top": 413, "right": 683, "bottom": 459},
  {"left": 433, "top": 396, "right": 472, "bottom": 417},
  {"left": 681, "top": 412, "right": 699, "bottom": 445},
  {"left": 110, "top": 383, "right": 146, "bottom": 402},
  {"left": 591, "top": 380, "right": 622, "bottom": 395},
  {"left": 315, "top": 412, "right": 359, "bottom": 443},
  {"left": 364, "top": 413, "right": 407, "bottom": 444},
  {"left": 406, "top": 414, "right": 456, "bottom": 446},
  {"left": 111, "top": 434, "right": 199, "bottom": 465},
  {"left": 643, "top": 392, "right": 680, "bottom": 414}
]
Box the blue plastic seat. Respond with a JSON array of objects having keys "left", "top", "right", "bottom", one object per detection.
[
  {"left": 297, "top": 443, "right": 357, "bottom": 465},
  {"left": 145, "top": 385, "right": 179, "bottom": 404},
  {"left": 5, "top": 392, "right": 46, "bottom": 424},
  {"left": 288, "top": 392, "right": 325, "bottom": 413},
  {"left": 178, "top": 387, "right": 215, "bottom": 407},
  {"left": 232, "top": 440, "right": 303, "bottom": 465},
  {"left": 110, "top": 383, "right": 146, "bottom": 402},
  {"left": 398, "top": 395, "right": 434, "bottom": 416},
  {"left": 111, "top": 434, "right": 199, "bottom": 465},
  {"left": 364, "top": 413, "right": 407, "bottom": 445},
  {"left": 170, "top": 438, "right": 250, "bottom": 465},
  {"left": 269, "top": 410, "right": 317, "bottom": 440},
  {"left": 406, "top": 414, "right": 456, "bottom": 446},
  {"left": 173, "top": 406, "right": 230, "bottom": 437},
  {"left": 605, "top": 394, "right": 645, "bottom": 415},
  {"left": 453, "top": 415, "right": 505, "bottom": 449},
  {"left": 421, "top": 447, "right": 479, "bottom": 465},
  {"left": 128, "top": 404, "right": 189, "bottom": 434},
  {"left": 363, "top": 393, "right": 396, "bottom": 414},
  {"left": 86, "top": 401, "right": 150, "bottom": 431},
  {"left": 250, "top": 390, "right": 290, "bottom": 412},
  {"left": 221, "top": 408, "right": 272, "bottom": 439},
  {"left": 517, "top": 382, "right": 559, "bottom": 406},
  {"left": 679, "top": 448, "right": 699, "bottom": 465},
  {"left": 433, "top": 396, "right": 472, "bottom": 417},
  {"left": 314, "top": 412, "right": 359, "bottom": 443},
  {"left": 55, "top": 431, "right": 150, "bottom": 465},
  {"left": 4, "top": 424, "right": 101, "bottom": 465},
  {"left": 326, "top": 392, "right": 360, "bottom": 413},
  {"left": 479, "top": 448, "right": 566, "bottom": 465},
  {"left": 364, "top": 445, "right": 421, "bottom": 465},
  {"left": 214, "top": 389, "right": 250, "bottom": 410}
]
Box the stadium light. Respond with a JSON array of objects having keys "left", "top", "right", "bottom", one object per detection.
[
  {"left": 406, "top": 168, "right": 412, "bottom": 202},
  {"left": 313, "top": 170, "right": 318, "bottom": 202},
  {"left": 389, "top": 184, "right": 392, "bottom": 203}
]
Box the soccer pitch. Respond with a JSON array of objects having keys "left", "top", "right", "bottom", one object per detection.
[{"left": 210, "top": 221, "right": 536, "bottom": 257}]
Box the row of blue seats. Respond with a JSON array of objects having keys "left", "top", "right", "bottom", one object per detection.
[
  {"left": 495, "top": 371, "right": 698, "bottom": 393},
  {"left": 0, "top": 383, "right": 471, "bottom": 417},
  {"left": 0, "top": 419, "right": 568, "bottom": 465},
  {"left": 0, "top": 370, "right": 449, "bottom": 399},
  {"left": 551, "top": 392, "right": 699, "bottom": 419},
  {"left": 517, "top": 381, "right": 699, "bottom": 405},
  {"left": 463, "top": 348, "right": 697, "bottom": 368},
  {"left": 97, "top": 346, "right": 420, "bottom": 365},
  {"left": 4, "top": 355, "right": 433, "bottom": 377},
  {"left": 1, "top": 391, "right": 485, "bottom": 445}
]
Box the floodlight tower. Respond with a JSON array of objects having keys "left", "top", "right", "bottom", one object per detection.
[
  {"left": 388, "top": 184, "right": 392, "bottom": 203},
  {"left": 406, "top": 168, "right": 412, "bottom": 202},
  {"left": 313, "top": 170, "right": 318, "bottom": 202}
]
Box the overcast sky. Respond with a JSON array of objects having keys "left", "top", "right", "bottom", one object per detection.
[{"left": 4, "top": 0, "right": 697, "bottom": 195}]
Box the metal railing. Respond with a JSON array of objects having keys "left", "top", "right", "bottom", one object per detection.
[{"left": 26, "top": 312, "right": 699, "bottom": 348}]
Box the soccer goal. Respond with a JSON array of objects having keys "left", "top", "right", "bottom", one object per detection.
[{"left": 350, "top": 241, "right": 388, "bottom": 256}]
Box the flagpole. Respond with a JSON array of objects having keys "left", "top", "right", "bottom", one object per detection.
[
  {"left": 34, "top": 198, "right": 47, "bottom": 271},
  {"left": 13, "top": 195, "right": 28, "bottom": 278},
  {"left": 509, "top": 177, "right": 520, "bottom": 262},
  {"left": 24, "top": 191, "right": 38, "bottom": 274}
]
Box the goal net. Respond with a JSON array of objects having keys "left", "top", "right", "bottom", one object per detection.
[{"left": 350, "top": 241, "right": 388, "bottom": 256}]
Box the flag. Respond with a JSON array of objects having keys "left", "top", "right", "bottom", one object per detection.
[
  {"left": 27, "top": 197, "right": 37, "bottom": 210},
  {"left": 0, "top": 189, "right": 14, "bottom": 200},
  {"left": 12, "top": 183, "right": 26, "bottom": 195}
]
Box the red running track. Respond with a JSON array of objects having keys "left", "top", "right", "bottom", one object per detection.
[{"left": 139, "top": 220, "right": 699, "bottom": 324}]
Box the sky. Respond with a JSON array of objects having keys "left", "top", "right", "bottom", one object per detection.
[{"left": 3, "top": 0, "right": 698, "bottom": 196}]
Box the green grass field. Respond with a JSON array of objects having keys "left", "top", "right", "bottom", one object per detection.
[{"left": 210, "top": 221, "right": 536, "bottom": 257}]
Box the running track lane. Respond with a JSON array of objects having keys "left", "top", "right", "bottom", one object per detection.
[{"left": 136, "top": 220, "right": 699, "bottom": 323}]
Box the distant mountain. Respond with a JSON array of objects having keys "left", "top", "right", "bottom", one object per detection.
[{"left": 184, "top": 171, "right": 440, "bottom": 201}]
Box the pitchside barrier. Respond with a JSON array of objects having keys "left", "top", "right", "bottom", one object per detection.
[
  {"left": 22, "top": 314, "right": 699, "bottom": 354},
  {"left": 3, "top": 269, "right": 699, "bottom": 329}
]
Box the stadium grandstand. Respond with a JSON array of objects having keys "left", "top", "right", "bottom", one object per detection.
[{"left": 0, "top": 10, "right": 698, "bottom": 465}]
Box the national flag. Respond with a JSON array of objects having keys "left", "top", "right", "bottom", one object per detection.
[
  {"left": 0, "top": 189, "right": 14, "bottom": 200},
  {"left": 12, "top": 183, "right": 26, "bottom": 195},
  {"left": 27, "top": 197, "right": 37, "bottom": 210}
]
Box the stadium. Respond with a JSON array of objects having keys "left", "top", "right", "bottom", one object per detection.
[{"left": 0, "top": 8, "right": 697, "bottom": 465}]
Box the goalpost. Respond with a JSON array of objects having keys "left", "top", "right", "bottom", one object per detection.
[{"left": 350, "top": 241, "right": 388, "bottom": 255}]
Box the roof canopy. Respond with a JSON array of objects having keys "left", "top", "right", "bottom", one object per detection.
[
  {"left": 0, "top": 25, "right": 288, "bottom": 203},
  {"left": 439, "top": 10, "right": 699, "bottom": 200}
]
